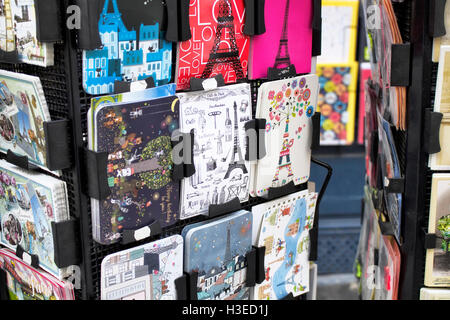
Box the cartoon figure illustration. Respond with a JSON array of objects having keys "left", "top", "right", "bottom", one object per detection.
[{"left": 275, "top": 239, "right": 285, "bottom": 256}]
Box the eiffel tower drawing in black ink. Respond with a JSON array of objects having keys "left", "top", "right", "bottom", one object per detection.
[
  {"left": 223, "top": 101, "right": 247, "bottom": 179},
  {"left": 201, "top": 0, "right": 245, "bottom": 80},
  {"left": 273, "top": 0, "right": 292, "bottom": 69}
]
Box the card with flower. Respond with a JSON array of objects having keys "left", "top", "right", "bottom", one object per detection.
[{"left": 250, "top": 75, "right": 319, "bottom": 198}]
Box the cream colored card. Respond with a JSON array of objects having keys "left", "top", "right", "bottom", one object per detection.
[
  {"left": 420, "top": 288, "right": 450, "bottom": 300},
  {"left": 432, "top": 1, "right": 450, "bottom": 63},
  {"left": 250, "top": 75, "right": 318, "bottom": 198},
  {"left": 424, "top": 174, "right": 450, "bottom": 287},
  {"left": 430, "top": 46, "right": 450, "bottom": 170}
]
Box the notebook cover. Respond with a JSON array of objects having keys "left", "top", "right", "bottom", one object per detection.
[
  {"left": 318, "top": 0, "right": 359, "bottom": 64},
  {"left": 101, "top": 235, "right": 183, "bottom": 300},
  {"left": 93, "top": 95, "right": 180, "bottom": 244},
  {"left": 425, "top": 174, "right": 450, "bottom": 287},
  {"left": 251, "top": 75, "right": 318, "bottom": 198},
  {"left": 429, "top": 46, "right": 450, "bottom": 170},
  {"left": 0, "top": 70, "right": 51, "bottom": 171},
  {"left": 252, "top": 190, "right": 317, "bottom": 300},
  {"left": 183, "top": 210, "right": 252, "bottom": 300},
  {"left": 317, "top": 63, "right": 358, "bottom": 145},
  {"left": 0, "top": 160, "right": 67, "bottom": 279},
  {"left": 88, "top": 83, "right": 176, "bottom": 149},
  {"left": 82, "top": 0, "right": 172, "bottom": 95},
  {"left": 0, "top": 248, "right": 74, "bottom": 300},
  {"left": 175, "top": 0, "right": 249, "bottom": 90},
  {"left": 248, "top": 0, "right": 313, "bottom": 79},
  {"left": 178, "top": 83, "right": 252, "bottom": 219},
  {"left": 378, "top": 114, "right": 402, "bottom": 243},
  {"left": 11, "top": 0, "right": 53, "bottom": 66}
]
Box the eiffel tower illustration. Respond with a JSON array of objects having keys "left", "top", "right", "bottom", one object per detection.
[
  {"left": 201, "top": 0, "right": 245, "bottom": 80},
  {"left": 272, "top": 0, "right": 292, "bottom": 69},
  {"left": 273, "top": 115, "right": 294, "bottom": 184},
  {"left": 223, "top": 101, "right": 247, "bottom": 180}
]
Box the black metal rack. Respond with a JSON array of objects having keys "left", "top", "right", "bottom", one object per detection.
[
  {"left": 0, "top": 0, "right": 331, "bottom": 300},
  {"left": 361, "top": 0, "right": 443, "bottom": 300}
]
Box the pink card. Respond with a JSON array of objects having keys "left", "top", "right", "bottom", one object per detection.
[{"left": 249, "top": 0, "right": 313, "bottom": 79}]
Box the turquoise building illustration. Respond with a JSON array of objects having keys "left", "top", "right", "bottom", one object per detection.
[{"left": 82, "top": 0, "right": 172, "bottom": 95}]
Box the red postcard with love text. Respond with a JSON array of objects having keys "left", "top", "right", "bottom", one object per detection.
[{"left": 175, "top": 0, "right": 249, "bottom": 90}]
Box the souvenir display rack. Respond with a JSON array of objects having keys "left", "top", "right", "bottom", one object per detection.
[
  {"left": 361, "top": 0, "right": 445, "bottom": 300},
  {"left": 0, "top": 0, "right": 332, "bottom": 300}
]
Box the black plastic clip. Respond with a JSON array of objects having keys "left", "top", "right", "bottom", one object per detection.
[
  {"left": 0, "top": 49, "right": 19, "bottom": 64},
  {"left": 245, "top": 246, "right": 266, "bottom": 287},
  {"left": 166, "top": 0, "right": 192, "bottom": 42},
  {"left": 369, "top": 131, "right": 379, "bottom": 164},
  {"left": 5, "top": 150, "right": 39, "bottom": 171},
  {"left": 423, "top": 229, "right": 449, "bottom": 251},
  {"left": 281, "top": 292, "right": 295, "bottom": 300},
  {"left": 44, "top": 119, "right": 73, "bottom": 171},
  {"left": 267, "top": 65, "right": 297, "bottom": 81},
  {"left": 311, "top": 112, "right": 321, "bottom": 150},
  {"left": 378, "top": 216, "right": 395, "bottom": 236},
  {"left": 374, "top": 248, "right": 379, "bottom": 266},
  {"left": 74, "top": 0, "right": 103, "bottom": 50},
  {"left": 120, "top": 220, "right": 162, "bottom": 245},
  {"left": 180, "top": 271, "right": 198, "bottom": 301},
  {"left": 171, "top": 129, "right": 196, "bottom": 181},
  {"left": 243, "top": 0, "right": 266, "bottom": 36},
  {"left": 175, "top": 273, "right": 188, "bottom": 300},
  {"left": 423, "top": 111, "right": 443, "bottom": 154},
  {"left": 207, "top": 197, "right": 241, "bottom": 219},
  {"left": 245, "top": 118, "right": 267, "bottom": 161},
  {"left": 424, "top": 231, "right": 438, "bottom": 249},
  {"left": 372, "top": 188, "right": 384, "bottom": 211},
  {"left": 51, "top": 220, "right": 81, "bottom": 268},
  {"left": 312, "top": 0, "right": 322, "bottom": 56},
  {"left": 429, "top": 0, "right": 448, "bottom": 37},
  {"left": 35, "top": 0, "right": 63, "bottom": 43},
  {"left": 114, "top": 77, "right": 155, "bottom": 94},
  {"left": 384, "top": 177, "right": 404, "bottom": 194},
  {"left": 0, "top": 269, "right": 8, "bottom": 300},
  {"left": 260, "top": 181, "right": 300, "bottom": 201},
  {"left": 189, "top": 74, "right": 226, "bottom": 91},
  {"left": 82, "top": 148, "right": 111, "bottom": 200},
  {"left": 390, "top": 44, "right": 411, "bottom": 86},
  {"left": 15, "top": 245, "right": 39, "bottom": 269}
]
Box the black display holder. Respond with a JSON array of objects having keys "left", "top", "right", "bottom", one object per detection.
[
  {"left": 243, "top": 0, "right": 266, "bottom": 36},
  {"left": 390, "top": 43, "right": 411, "bottom": 87},
  {"left": 0, "top": 0, "right": 331, "bottom": 300},
  {"left": 114, "top": 77, "right": 155, "bottom": 94},
  {"left": 423, "top": 111, "right": 443, "bottom": 154},
  {"left": 35, "top": 0, "right": 63, "bottom": 43},
  {"left": 245, "top": 118, "right": 267, "bottom": 161},
  {"left": 428, "top": 0, "right": 448, "bottom": 37},
  {"left": 166, "top": 0, "right": 192, "bottom": 42},
  {"left": 312, "top": 0, "right": 322, "bottom": 57},
  {"left": 51, "top": 220, "right": 82, "bottom": 268},
  {"left": 15, "top": 245, "right": 39, "bottom": 269}
]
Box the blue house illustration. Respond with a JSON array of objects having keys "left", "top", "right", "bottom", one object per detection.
[{"left": 82, "top": 0, "right": 172, "bottom": 95}]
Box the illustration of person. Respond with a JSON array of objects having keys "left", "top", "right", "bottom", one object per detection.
[
  {"left": 25, "top": 221, "right": 36, "bottom": 252},
  {"left": 279, "top": 138, "right": 294, "bottom": 165}
]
